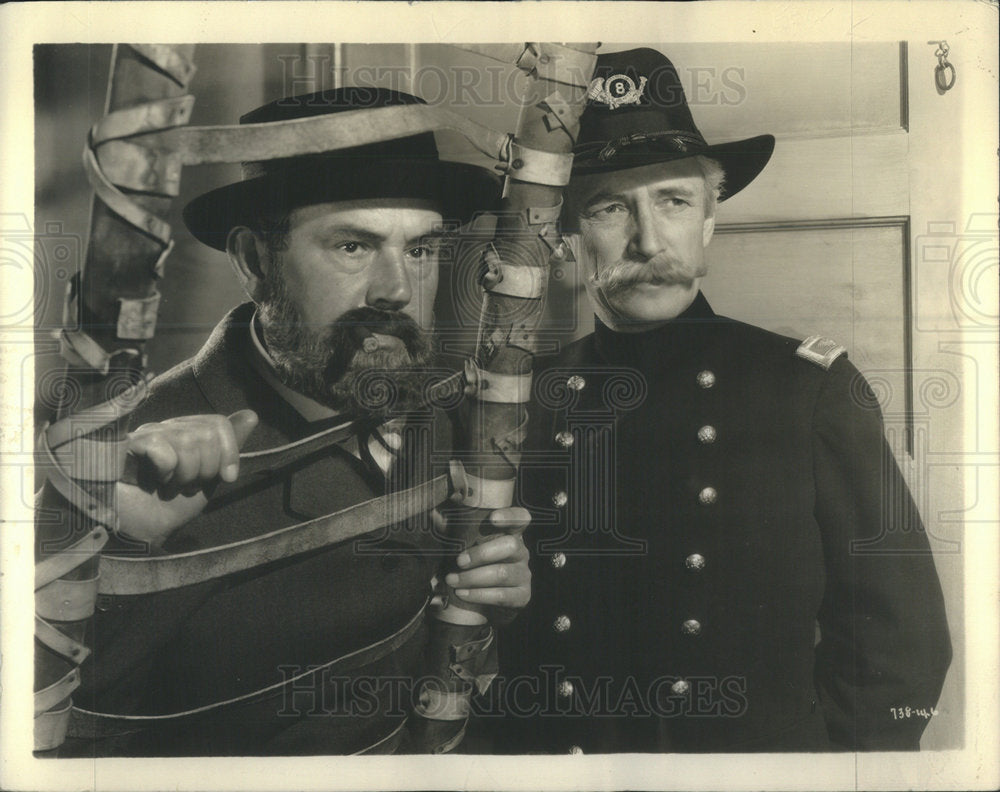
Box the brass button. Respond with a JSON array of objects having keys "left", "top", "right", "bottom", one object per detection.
[
  {"left": 682, "top": 619, "right": 702, "bottom": 636},
  {"left": 696, "top": 370, "right": 716, "bottom": 389},
  {"left": 697, "top": 425, "right": 717, "bottom": 444},
  {"left": 558, "top": 680, "right": 575, "bottom": 698},
  {"left": 698, "top": 486, "right": 718, "bottom": 505},
  {"left": 553, "top": 614, "right": 572, "bottom": 633},
  {"left": 568, "top": 745, "right": 584, "bottom": 754},
  {"left": 552, "top": 490, "right": 569, "bottom": 508},
  {"left": 685, "top": 553, "right": 706, "bottom": 571},
  {"left": 671, "top": 679, "right": 690, "bottom": 695},
  {"left": 551, "top": 552, "right": 567, "bottom": 569},
  {"left": 566, "top": 375, "right": 586, "bottom": 392},
  {"left": 555, "top": 430, "right": 575, "bottom": 448}
]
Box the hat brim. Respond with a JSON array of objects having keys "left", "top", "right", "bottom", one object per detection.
[
  {"left": 572, "top": 134, "right": 775, "bottom": 201},
  {"left": 183, "top": 158, "right": 501, "bottom": 251}
]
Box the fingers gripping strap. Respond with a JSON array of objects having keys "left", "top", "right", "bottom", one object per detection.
[
  {"left": 35, "top": 528, "right": 108, "bottom": 591},
  {"left": 35, "top": 616, "right": 91, "bottom": 664},
  {"left": 474, "top": 368, "right": 532, "bottom": 403},
  {"left": 506, "top": 141, "right": 573, "bottom": 186},
  {"left": 127, "top": 44, "right": 197, "bottom": 88}
]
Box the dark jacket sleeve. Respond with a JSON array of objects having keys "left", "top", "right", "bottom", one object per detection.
[{"left": 811, "top": 358, "right": 951, "bottom": 750}]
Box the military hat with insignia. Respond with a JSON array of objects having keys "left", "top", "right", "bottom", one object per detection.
[{"left": 574, "top": 47, "right": 775, "bottom": 200}]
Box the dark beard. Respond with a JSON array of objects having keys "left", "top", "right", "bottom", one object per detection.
[{"left": 258, "top": 279, "right": 434, "bottom": 420}]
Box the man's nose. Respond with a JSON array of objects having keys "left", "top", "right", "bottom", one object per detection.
[
  {"left": 626, "top": 201, "right": 664, "bottom": 261},
  {"left": 365, "top": 249, "right": 412, "bottom": 311}
]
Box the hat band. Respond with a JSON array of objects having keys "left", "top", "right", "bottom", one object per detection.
[{"left": 576, "top": 130, "right": 707, "bottom": 163}]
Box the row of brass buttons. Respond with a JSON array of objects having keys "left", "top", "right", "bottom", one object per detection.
[{"left": 550, "top": 370, "right": 716, "bottom": 754}]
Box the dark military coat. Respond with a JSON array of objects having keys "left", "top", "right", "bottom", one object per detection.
[
  {"left": 68, "top": 303, "right": 451, "bottom": 756},
  {"left": 490, "top": 292, "right": 951, "bottom": 753}
]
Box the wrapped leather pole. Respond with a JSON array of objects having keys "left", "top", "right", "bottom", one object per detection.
[
  {"left": 409, "top": 42, "right": 598, "bottom": 753},
  {"left": 33, "top": 44, "right": 196, "bottom": 753}
]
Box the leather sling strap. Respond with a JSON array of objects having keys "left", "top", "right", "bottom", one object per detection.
[
  {"left": 98, "top": 474, "right": 450, "bottom": 595},
  {"left": 68, "top": 601, "right": 427, "bottom": 736}
]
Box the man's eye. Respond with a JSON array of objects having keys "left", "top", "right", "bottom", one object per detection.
[
  {"left": 585, "top": 203, "right": 628, "bottom": 218},
  {"left": 337, "top": 241, "right": 367, "bottom": 254},
  {"left": 407, "top": 244, "right": 438, "bottom": 261}
]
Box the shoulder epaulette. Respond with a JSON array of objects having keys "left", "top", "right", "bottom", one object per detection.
[{"left": 795, "top": 335, "right": 847, "bottom": 370}]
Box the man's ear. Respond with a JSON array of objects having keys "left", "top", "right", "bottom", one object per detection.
[
  {"left": 227, "top": 226, "right": 269, "bottom": 301},
  {"left": 702, "top": 211, "right": 716, "bottom": 248}
]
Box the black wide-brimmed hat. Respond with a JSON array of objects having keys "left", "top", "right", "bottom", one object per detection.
[
  {"left": 573, "top": 48, "right": 775, "bottom": 200},
  {"left": 184, "top": 87, "right": 501, "bottom": 250}
]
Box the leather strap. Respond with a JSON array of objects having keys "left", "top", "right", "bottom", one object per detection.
[
  {"left": 36, "top": 575, "right": 101, "bottom": 622},
  {"left": 34, "top": 702, "right": 73, "bottom": 752},
  {"left": 50, "top": 437, "right": 129, "bottom": 482},
  {"left": 91, "top": 95, "right": 196, "bottom": 147},
  {"left": 352, "top": 717, "right": 409, "bottom": 755},
  {"left": 59, "top": 327, "right": 115, "bottom": 375},
  {"left": 474, "top": 368, "right": 532, "bottom": 403},
  {"left": 83, "top": 146, "right": 172, "bottom": 244},
  {"left": 99, "top": 475, "right": 450, "bottom": 595},
  {"left": 506, "top": 140, "right": 573, "bottom": 186},
  {"left": 43, "top": 378, "right": 148, "bottom": 450},
  {"left": 96, "top": 140, "right": 183, "bottom": 196},
  {"left": 150, "top": 104, "right": 511, "bottom": 166},
  {"left": 127, "top": 44, "right": 197, "bottom": 87},
  {"left": 117, "top": 292, "right": 162, "bottom": 340},
  {"left": 415, "top": 687, "right": 470, "bottom": 722},
  {"left": 484, "top": 263, "right": 546, "bottom": 299},
  {"left": 119, "top": 418, "right": 358, "bottom": 493},
  {"left": 39, "top": 433, "right": 118, "bottom": 529},
  {"left": 524, "top": 42, "right": 597, "bottom": 89},
  {"left": 35, "top": 668, "right": 80, "bottom": 716},
  {"left": 448, "top": 463, "right": 515, "bottom": 510},
  {"left": 35, "top": 528, "right": 108, "bottom": 591},
  {"left": 35, "top": 616, "right": 91, "bottom": 664},
  {"left": 69, "top": 601, "right": 427, "bottom": 731}
]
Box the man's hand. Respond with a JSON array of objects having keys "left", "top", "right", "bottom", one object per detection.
[
  {"left": 443, "top": 507, "right": 532, "bottom": 610},
  {"left": 116, "top": 410, "right": 259, "bottom": 549}
]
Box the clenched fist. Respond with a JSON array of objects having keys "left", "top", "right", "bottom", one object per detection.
[{"left": 116, "top": 410, "right": 259, "bottom": 548}]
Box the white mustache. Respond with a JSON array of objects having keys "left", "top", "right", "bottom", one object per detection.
[{"left": 590, "top": 255, "right": 694, "bottom": 295}]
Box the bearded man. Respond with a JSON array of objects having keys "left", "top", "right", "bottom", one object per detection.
[
  {"left": 57, "top": 87, "right": 531, "bottom": 757},
  {"left": 491, "top": 48, "right": 951, "bottom": 754}
]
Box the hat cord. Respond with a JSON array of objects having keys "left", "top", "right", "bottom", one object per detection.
[{"left": 576, "top": 130, "right": 706, "bottom": 162}]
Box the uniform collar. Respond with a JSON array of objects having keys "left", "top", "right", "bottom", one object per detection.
[{"left": 592, "top": 291, "right": 720, "bottom": 369}]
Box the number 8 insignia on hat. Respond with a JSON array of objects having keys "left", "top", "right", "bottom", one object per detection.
[{"left": 587, "top": 74, "right": 648, "bottom": 110}]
